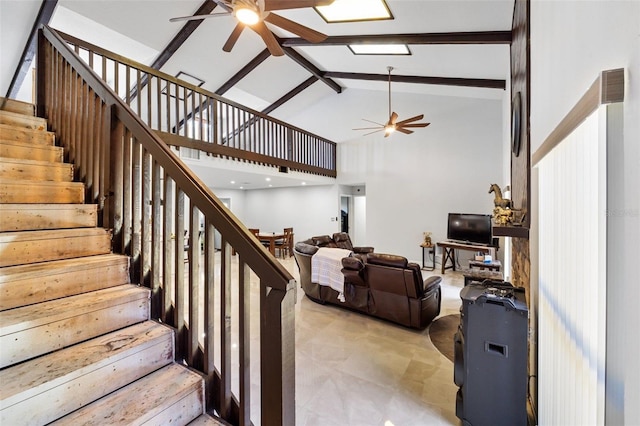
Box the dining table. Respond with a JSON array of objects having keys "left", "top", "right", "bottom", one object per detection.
[{"left": 257, "top": 232, "right": 285, "bottom": 256}]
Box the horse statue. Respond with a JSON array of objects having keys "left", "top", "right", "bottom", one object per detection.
[{"left": 489, "top": 184, "right": 511, "bottom": 209}]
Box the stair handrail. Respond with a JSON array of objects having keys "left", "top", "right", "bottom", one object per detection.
[{"left": 37, "top": 25, "right": 295, "bottom": 425}]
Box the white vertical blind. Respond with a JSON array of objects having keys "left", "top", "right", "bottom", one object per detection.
[{"left": 536, "top": 109, "right": 607, "bottom": 425}]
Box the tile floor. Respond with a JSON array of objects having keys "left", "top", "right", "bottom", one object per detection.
[{"left": 277, "top": 256, "right": 464, "bottom": 426}]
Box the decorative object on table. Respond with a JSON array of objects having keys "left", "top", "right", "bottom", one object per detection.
[
  {"left": 489, "top": 183, "right": 527, "bottom": 226},
  {"left": 353, "top": 66, "right": 430, "bottom": 137},
  {"left": 489, "top": 183, "right": 511, "bottom": 209},
  {"left": 420, "top": 231, "right": 433, "bottom": 247}
]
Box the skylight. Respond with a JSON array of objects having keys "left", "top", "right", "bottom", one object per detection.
[
  {"left": 349, "top": 44, "right": 410, "bottom": 55},
  {"left": 315, "top": 0, "right": 393, "bottom": 23}
]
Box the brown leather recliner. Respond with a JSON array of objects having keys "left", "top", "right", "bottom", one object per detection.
[
  {"left": 343, "top": 253, "right": 442, "bottom": 329},
  {"left": 331, "top": 232, "right": 374, "bottom": 255},
  {"left": 293, "top": 241, "right": 441, "bottom": 329}
]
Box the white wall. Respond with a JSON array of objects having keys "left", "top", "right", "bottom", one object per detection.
[
  {"left": 337, "top": 94, "right": 504, "bottom": 263},
  {"left": 530, "top": 1, "right": 640, "bottom": 422},
  {"left": 241, "top": 185, "right": 341, "bottom": 242}
]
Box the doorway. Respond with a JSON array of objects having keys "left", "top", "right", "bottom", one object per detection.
[{"left": 340, "top": 195, "right": 350, "bottom": 234}]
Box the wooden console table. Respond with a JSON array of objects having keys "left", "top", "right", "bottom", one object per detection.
[{"left": 436, "top": 241, "right": 493, "bottom": 274}]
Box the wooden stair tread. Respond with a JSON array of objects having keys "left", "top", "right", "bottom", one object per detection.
[
  {"left": 0, "top": 203, "right": 97, "bottom": 232},
  {"left": 0, "top": 284, "right": 148, "bottom": 334},
  {"left": 0, "top": 284, "right": 150, "bottom": 368},
  {"left": 0, "top": 156, "right": 73, "bottom": 182},
  {"left": 0, "top": 123, "right": 55, "bottom": 145},
  {"left": 0, "top": 253, "right": 126, "bottom": 283},
  {"left": 0, "top": 110, "right": 47, "bottom": 131},
  {"left": 0, "top": 140, "right": 63, "bottom": 162},
  {"left": 0, "top": 253, "right": 129, "bottom": 311},
  {"left": 0, "top": 320, "right": 172, "bottom": 407},
  {"left": 0, "top": 179, "right": 85, "bottom": 204},
  {"left": 50, "top": 363, "right": 204, "bottom": 426},
  {"left": 0, "top": 227, "right": 107, "bottom": 242},
  {"left": 0, "top": 321, "right": 173, "bottom": 426},
  {"left": 0, "top": 98, "right": 35, "bottom": 116}
]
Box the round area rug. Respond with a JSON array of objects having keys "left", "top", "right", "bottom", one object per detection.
[{"left": 428, "top": 314, "right": 460, "bottom": 363}]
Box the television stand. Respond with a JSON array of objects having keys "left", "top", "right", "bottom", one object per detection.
[{"left": 436, "top": 241, "right": 493, "bottom": 274}]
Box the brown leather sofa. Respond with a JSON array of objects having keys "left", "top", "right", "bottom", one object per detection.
[
  {"left": 293, "top": 240, "right": 441, "bottom": 329},
  {"left": 305, "top": 232, "right": 374, "bottom": 255}
]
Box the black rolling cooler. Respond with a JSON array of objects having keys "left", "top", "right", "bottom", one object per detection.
[{"left": 454, "top": 283, "right": 528, "bottom": 426}]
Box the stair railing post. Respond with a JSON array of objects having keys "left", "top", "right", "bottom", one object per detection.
[{"left": 260, "top": 279, "right": 296, "bottom": 426}]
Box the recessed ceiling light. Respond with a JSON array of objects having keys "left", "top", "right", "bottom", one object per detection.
[
  {"left": 265, "top": 177, "right": 271, "bottom": 181},
  {"left": 239, "top": 186, "right": 244, "bottom": 189},
  {"left": 269, "top": 184, "right": 273, "bottom": 187},
  {"left": 301, "top": 182, "right": 307, "bottom": 185},
  {"left": 315, "top": 0, "right": 393, "bottom": 23},
  {"left": 349, "top": 44, "right": 411, "bottom": 55}
]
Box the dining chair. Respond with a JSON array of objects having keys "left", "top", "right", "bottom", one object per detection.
[
  {"left": 249, "top": 228, "right": 269, "bottom": 249},
  {"left": 275, "top": 227, "right": 294, "bottom": 258}
]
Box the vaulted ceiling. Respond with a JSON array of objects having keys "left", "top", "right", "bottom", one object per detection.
[{"left": 1, "top": 0, "right": 514, "bottom": 188}]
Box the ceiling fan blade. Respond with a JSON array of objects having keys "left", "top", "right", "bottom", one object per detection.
[
  {"left": 362, "top": 118, "right": 385, "bottom": 126},
  {"left": 169, "top": 12, "right": 230, "bottom": 22},
  {"left": 395, "top": 114, "right": 425, "bottom": 126},
  {"left": 388, "top": 112, "right": 398, "bottom": 125},
  {"left": 364, "top": 129, "right": 384, "bottom": 136},
  {"left": 251, "top": 21, "right": 285, "bottom": 56},
  {"left": 353, "top": 126, "right": 384, "bottom": 130},
  {"left": 223, "top": 23, "right": 245, "bottom": 52},
  {"left": 264, "top": 13, "right": 327, "bottom": 43},
  {"left": 396, "top": 127, "right": 414, "bottom": 135},
  {"left": 401, "top": 122, "right": 431, "bottom": 128},
  {"left": 264, "top": 0, "right": 334, "bottom": 11}
]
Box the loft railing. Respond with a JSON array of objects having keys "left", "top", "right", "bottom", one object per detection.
[
  {"left": 37, "top": 25, "right": 295, "bottom": 426},
  {"left": 57, "top": 30, "right": 336, "bottom": 178}
]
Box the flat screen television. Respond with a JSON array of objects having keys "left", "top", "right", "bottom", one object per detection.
[{"left": 447, "top": 213, "right": 493, "bottom": 246}]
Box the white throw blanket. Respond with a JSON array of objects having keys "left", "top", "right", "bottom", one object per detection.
[{"left": 311, "top": 247, "right": 352, "bottom": 302}]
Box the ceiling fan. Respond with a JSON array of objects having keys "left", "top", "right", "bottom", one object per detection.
[
  {"left": 169, "top": 0, "right": 334, "bottom": 57},
  {"left": 354, "top": 66, "right": 431, "bottom": 137}
]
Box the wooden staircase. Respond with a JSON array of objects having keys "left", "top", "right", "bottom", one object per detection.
[{"left": 0, "top": 99, "right": 224, "bottom": 425}]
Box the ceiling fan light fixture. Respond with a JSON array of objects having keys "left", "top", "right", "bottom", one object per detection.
[
  {"left": 384, "top": 124, "right": 396, "bottom": 135},
  {"left": 235, "top": 6, "right": 260, "bottom": 25}
]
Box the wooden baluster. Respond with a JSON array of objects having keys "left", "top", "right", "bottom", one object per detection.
[{"left": 162, "top": 173, "right": 174, "bottom": 325}]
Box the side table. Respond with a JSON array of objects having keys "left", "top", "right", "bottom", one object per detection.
[{"left": 421, "top": 245, "right": 435, "bottom": 271}]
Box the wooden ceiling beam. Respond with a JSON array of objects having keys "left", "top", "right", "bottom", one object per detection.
[
  {"left": 216, "top": 49, "right": 271, "bottom": 94},
  {"left": 282, "top": 46, "right": 342, "bottom": 93},
  {"left": 150, "top": 0, "right": 218, "bottom": 70},
  {"left": 5, "top": 0, "right": 58, "bottom": 99},
  {"left": 280, "top": 31, "right": 512, "bottom": 47},
  {"left": 262, "top": 76, "right": 318, "bottom": 114},
  {"left": 324, "top": 71, "right": 506, "bottom": 89}
]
